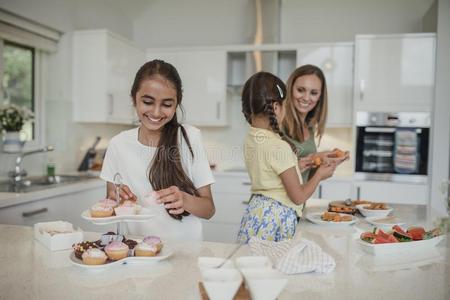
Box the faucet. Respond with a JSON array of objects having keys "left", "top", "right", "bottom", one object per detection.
[{"left": 8, "top": 146, "right": 54, "bottom": 185}]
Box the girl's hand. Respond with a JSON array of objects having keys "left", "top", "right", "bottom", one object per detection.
[
  {"left": 316, "top": 160, "right": 337, "bottom": 180},
  {"left": 323, "top": 149, "right": 350, "bottom": 166},
  {"left": 108, "top": 184, "right": 138, "bottom": 203},
  {"left": 155, "top": 186, "right": 186, "bottom": 215},
  {"left": 299, "top": 155, "right": 314, "bottom": 172}
]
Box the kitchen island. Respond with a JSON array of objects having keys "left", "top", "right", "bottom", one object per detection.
[{"left": 0, "top": 203, "right": 448, "bottom": 300}]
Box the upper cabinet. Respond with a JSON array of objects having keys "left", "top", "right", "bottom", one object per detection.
[
  {"left": 146, "top": 49, "right": 228, "bottom": 126},
  {"left": 297, "top": 43, "right": 354, "bottom": 127},
  {"left": 354, "top": 33, "right": 436, "bottom": 112},
  {"left": 73, "top": 30, "right": 144, "bottom": 124}
]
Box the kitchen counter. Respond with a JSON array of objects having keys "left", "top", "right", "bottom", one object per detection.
[
  {"left": 0, "top": 202, "right": 448, "bottom": 300},
  {"left": 0, "top": 177, "right": 104, "bottom": 209}
]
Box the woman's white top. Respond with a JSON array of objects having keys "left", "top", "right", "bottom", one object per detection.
[{"left": 100, "top": 125, "right": 215, "bottom": 242}]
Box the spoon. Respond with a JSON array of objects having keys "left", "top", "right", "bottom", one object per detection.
[{"left": 215, "top": 243, "right": 242, "bottom": 268}]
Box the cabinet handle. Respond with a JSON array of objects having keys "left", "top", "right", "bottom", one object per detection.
[
  {"left": 318, "top": 185, "right": 322, "bottom": 199},
  {"left": 22, "top": 208, "right": 48, "bottom": 218},
  {"left": 108, "top": 93, "right": 114, "bottom": 115},
  {"left": 216, "top": 102, "right": 221, "bottom": 119},
  {"left": 356, "top": 186, "right": 361, "bottom": 200},
  {"left": 242, "top": 182, "right": 251, "bottom": 186},
  {"left": 359, "top": 79, "right": 365, "bottom": 101}
]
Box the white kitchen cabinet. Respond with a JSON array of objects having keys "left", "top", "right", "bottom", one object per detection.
[
  {"left": 353, "top": 181, "right": 428, "bottom": 205},
  {"left": 297, "top": 43, "right": 354, "bottom": 127},
  {"left": 318, "top": 179, "right": 353, "bottom": 200},
  {"left": 354, "top": 33, "right": 436, "bottom": 112},
  {"left": 73, "top": 29, "right": 144, "bottom": 124},
  {"left": 146, "top": 49, "right": 228, "bottom": 126},
  {"left": 0, "top": 186, "right": 115, "bottom": 232},
  {"left": 203, "top": 172, "right": 251, "bottom": 243}
]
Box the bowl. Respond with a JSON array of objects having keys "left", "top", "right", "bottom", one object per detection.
[
  {"left": 235, "top": 256, "right": 272, "bottom": 269},
  {"left": 201, "top": 268, "right": 242, "bottom": 300},
  {"left": 198, "top": 257, "right": 235, "bottom": 271},
  {"left": 356, "top": 204, "right": 393, "bottom": 218},
  {"left": 241, "top": 268, "right": 287, "bottom": 300}
]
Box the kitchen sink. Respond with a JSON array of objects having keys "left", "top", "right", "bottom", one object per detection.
[{"left": 0, "top": 175, "right": 97, "bottom": 193}]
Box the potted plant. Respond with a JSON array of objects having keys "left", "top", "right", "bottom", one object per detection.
[{"left": 0, "top": 103, "right": 34, "bottom": 152}]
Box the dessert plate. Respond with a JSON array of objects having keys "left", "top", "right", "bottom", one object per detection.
[
  {"left": 81, "top": 207, "right": 154, "bottom": 224},
  {"left": 70, "top": 245, "right": 173, "bottom": 269},
  {"left": 305, "top": 212, "right": 358, "bottom": 226}
]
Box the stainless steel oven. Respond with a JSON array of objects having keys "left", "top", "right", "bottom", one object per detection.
[{"left": 355, "top": 112, "right": 430, "bottom": 183}]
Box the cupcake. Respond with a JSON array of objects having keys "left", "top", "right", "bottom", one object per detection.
[
  {"left": 99, "top": 198, "right": 119, "bottom": 208},
  {"left": 104, "top": 241, "right": 129, "bottom": 260},
  {"left": 142, "top": 235, "right": 163, "bottom": 252},
  {"left": 73, "top": 241, "right": 99, "bottom": 259},
  {"left": 90, "top": 203, "right": 114, "bottom": 218},
  {"left": 114, "top": 200, "right": 138, "bottom": 216},
  {"left": 134, "top": 242, "right": 158, "bottom": 257},
  {"left": 82, "top": 248, "right": 107, "bottom": 265}
]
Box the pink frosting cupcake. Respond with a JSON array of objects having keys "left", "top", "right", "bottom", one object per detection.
[
  {"left": 142, "top": 235, "right": 163, "bottom": 252},
  {"left": 104, "top": 241, "right": 129, "bottom": 260},
  {"left": 99, "top": 198, "right": 119, "bottom": 208},
  {"left": 82, "top": 248, "right": 107, "bottom": 265},
  {"left": 114, "top": 200, "right": 138, "bottom": 216}
]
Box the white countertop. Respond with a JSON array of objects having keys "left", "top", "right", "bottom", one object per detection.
[
  {"left": 0, "top": 202, "right": 448, "bottom": 300},
  {"left": 0, "top": 178, "right": 104, "bottom": 209}
]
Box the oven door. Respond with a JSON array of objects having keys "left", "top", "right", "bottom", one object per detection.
[{"left": 355, "top": 126, "right": 429, "bottom": 183}]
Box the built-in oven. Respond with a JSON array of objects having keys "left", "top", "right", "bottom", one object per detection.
[{"left": 355, "top": 112, "right": 430, "bottom": 183}]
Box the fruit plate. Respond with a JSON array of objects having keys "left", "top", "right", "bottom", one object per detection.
[
  {"left": 69, "top": 245, "right": 173, "bottom": 269},
  {"left": 81, "top": 207, "right": 154, "bottom": 224},
  {"left": 357, "top": 235, "right": 445, "bottom": 255},
  {"left": 364, "top": 216, "right": 406, "bottom": 228},
  {"left": 305, "top": 212, "right": 358, "bottom": 226}
]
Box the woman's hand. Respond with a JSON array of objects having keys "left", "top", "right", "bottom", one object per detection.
[
  {"left": 298, "top": 154, "right": 315, "bottom": 172},
  {"left": 106, "top": 182, "right": 138, "bottom": 203},
  {"left": 155, "top": 186, "right": 186, "bottom": 215}
]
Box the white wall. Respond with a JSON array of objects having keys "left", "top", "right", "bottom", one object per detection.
[
  {"left": 0, "top": 0, "right": 135, "bottom": 178},
  {"left": 281, "top": 0, "right": 436, "bottom": 43},
  {"left": 430, "top": 0, "right": 450, "bottom": 216}
]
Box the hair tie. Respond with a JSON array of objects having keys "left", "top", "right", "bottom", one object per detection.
[{"left": 276, "top": 84, "right": 284, "bottom": 98}]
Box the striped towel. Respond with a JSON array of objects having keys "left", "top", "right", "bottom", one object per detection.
[{"left": 248, "top": 237, "right": 335, "bottom": 274}]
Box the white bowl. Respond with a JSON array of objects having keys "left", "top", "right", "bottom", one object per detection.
[
  {"left": 198, "top": 257, "right": 235, "bottom": 271},
  {"left": 356, "top": 204, "right": 393, "bottom": 218},
  {"left": 201, "top": 268, "right": 242, "bottom": 300},
  {"left": 241, "top": 269, "right": 287, "bottom": 300},
  {"left": 235, "top": 256, "right": 272, "bottom": 269}
]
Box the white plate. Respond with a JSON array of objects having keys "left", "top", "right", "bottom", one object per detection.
[
  {"left": 70, "top": 245, "right": 173, "bottom": 269},
  {"left": 81, "top": 206, "right": 154, "bottom": 224},
  {"left": 356, "top": 204, "right": 393, "bottom": 218},
  {"left": 357, "top": 235, "right": 445, "bottom": 255},
  {"left": 305, "top": 212, "right": 358, "bottom": 225},
  {"left": 364, "top": 216, "right": 406, "bottom": 228}
]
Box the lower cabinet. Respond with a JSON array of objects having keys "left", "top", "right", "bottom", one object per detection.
[
  {"left": 202, "top": 173, "right": 251, "bottom": 243},
  {"left": 0, "top": 186, "right": 115, "bottom": 232}
]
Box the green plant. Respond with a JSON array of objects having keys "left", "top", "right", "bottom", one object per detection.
[{"left": 0, "top": 103, "right": 34, "bottom": 132}]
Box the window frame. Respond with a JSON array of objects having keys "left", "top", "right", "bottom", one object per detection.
[{"left": 0, "top": 38, "right": 45, "bottom": 151}]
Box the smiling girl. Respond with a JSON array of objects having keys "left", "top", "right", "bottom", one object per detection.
[{"left": 100, "top": 60, "right": 215, "bottom": 241}]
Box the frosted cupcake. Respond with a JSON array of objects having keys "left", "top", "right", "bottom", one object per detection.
[
  {"left": 114, "top": 200, "right": 138, "bottom": 216},
  {"left": 143, "top": 236, "right": 163, "bottom": 252},
  {"left": 134, "top": 242, "right": 158, "bottom": 257},
  {"left": 104, "top": 241, "right": 129, "bottom": 260},
  {"left": 90, "top": 203, "right": 114, "bottom": 218},
  {"left": 99, "top": 198, "right": 119, "bottom": 208},
  {"left": 82, "top": 248, "right": 107, "bottom": 265}
]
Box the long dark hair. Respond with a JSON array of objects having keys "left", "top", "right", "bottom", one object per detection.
[
  {"left": 242, "top": 71, "right": 291, "bottom": 143},
  {"left": 131, "top": 60, "right": 198, "bottom": 220}
]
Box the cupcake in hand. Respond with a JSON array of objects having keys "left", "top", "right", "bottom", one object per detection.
[
  {"left": 104, "top": 241, "right": 129, "bottom": 260},
  {"left": 114, "top": 200, "right": 138, "bottom": 216},
  {"left": 82, "top": 248, "right": 107, "bottom": 265}
]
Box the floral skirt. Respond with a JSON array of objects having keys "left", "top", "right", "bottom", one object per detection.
[{"left": 237, "top": 194, "right": 298, "bottom": 243}]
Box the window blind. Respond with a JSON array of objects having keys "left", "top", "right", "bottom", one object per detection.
[{"left": 0, "top": 8, "right": 62, "bottom": 52}]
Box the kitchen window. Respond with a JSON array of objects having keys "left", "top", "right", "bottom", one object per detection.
[{"left": 1, "top": 40, "right": 35, "bottom": 141}]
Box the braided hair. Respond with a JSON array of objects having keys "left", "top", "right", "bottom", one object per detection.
[{"left": 241, "top": 72, "right": 295, "bottom": 150}]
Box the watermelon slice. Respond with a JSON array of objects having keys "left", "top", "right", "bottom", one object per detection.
[{"left": 407, "top": 227, "right": 425, "bottom": 240}]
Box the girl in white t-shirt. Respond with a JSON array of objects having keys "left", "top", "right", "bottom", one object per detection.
[{"left": 100, "top": 60, "right": 215, "bottom": 241}]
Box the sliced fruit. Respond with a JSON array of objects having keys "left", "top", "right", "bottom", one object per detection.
[
  {"left": 407, "top": 227, "right": 425, "bottom": 241},
  {"left": 361, "top": 232, "right": 376, "bottom": 243}
]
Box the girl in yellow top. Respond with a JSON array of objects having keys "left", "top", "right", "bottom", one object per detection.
[{"left": 237, "top": 72, "right": 336, "bottom": 243}]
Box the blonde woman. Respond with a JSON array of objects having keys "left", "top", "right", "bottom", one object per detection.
[{"left": 282, "top": 64, "right": 349, "bottom": 183}]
